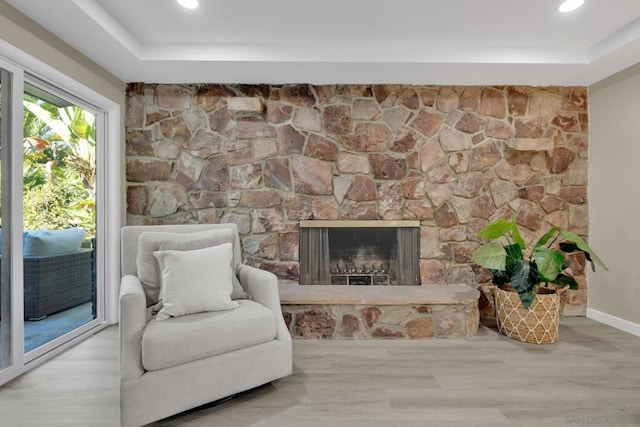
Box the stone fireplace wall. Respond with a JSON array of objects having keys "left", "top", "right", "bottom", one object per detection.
[{"left": 125, "top": 83, "right": 589, "bottom": 316}]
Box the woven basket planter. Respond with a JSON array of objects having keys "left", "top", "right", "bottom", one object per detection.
[{"left": 494, "top": 286, "right": 560, "bottom": 344}]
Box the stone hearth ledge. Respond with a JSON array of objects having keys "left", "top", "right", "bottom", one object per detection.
[
  {"left": 279, "top": 284, "right": 479, "bottom": 305},
  {"left": 279, "top": 284, "right": 480, "bottom": 339}
]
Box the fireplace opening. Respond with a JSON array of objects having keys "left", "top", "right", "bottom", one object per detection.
[{"left": 299, "top": 220, "right": 420, "bottom": 286}]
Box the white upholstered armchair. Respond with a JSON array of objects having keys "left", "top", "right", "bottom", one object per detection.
[{"left": 119, "top": 224, "right": 292, "bottom": 426}]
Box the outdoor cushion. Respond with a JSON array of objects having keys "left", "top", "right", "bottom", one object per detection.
[
  {"left": 23, "top": 228, "right": 86, "bottom": 257},
  {"left": 141, "top": 299, "right": 277, "bottom": 371}
]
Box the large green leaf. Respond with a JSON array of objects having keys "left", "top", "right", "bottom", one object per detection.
[
  {"left": 518, "top": 287, "right": 537, "bottom": 309},
  {"left": 477, "top": 218, "right": 513, "bottom": 240},
  {"left": 551, "top": 273, "right": 579, "bottom": 290},
  {"left": 504, "top": 243, "right": 523, "bottom": 275},
  {"left": 511, "top": 259, "right": 536, "bottom": 293},
  {"left": 490, "top": 269, "right": 510, "bottom": 286},
  {"left": 504, "top": 243, "right": 523, "bottom": 261},
  {"left": 69, "top": 107, "right": 91, "bottom": 139},
  {"left": 510, "top": 221, "right": 525, "bottom": 250},
  {"left": 23, "top": 101, "right": 71, "bottom": 141},
  {"left": 560, "top": 231, "right": 609, "bottom": 272},
  {"left": 535, "top": 227, "right": 559, "bottom": 248},
  {"left": 534, "top": 247, "right": 564, "bottom": 282},
  {"left": 472, "top": 242, "right": 507, "bottom": 270}
]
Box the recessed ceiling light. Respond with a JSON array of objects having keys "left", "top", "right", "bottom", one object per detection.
[
  {"left": 559, "top": 0, "right": 584, "bottom": 13},
  {"left": 177, "top": 0, "right": 199, "bottom": 9}
]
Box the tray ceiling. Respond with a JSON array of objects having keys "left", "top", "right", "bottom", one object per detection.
[{"left": 7, "top": 0, "right": 640, "bottom": 85}]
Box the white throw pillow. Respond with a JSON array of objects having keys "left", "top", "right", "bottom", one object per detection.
[
  {"left": 153, "top": 243, "right": 239, "bottom": 321},
  {"left": 137, "top": 229, "right": 248, "bottom": 305}
]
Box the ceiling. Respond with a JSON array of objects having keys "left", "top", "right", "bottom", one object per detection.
[{"left": 8, "top": 0, "right": 640, "bottom": 85}]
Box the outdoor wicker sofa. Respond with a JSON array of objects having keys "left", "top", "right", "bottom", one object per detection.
[{"left": 0, "top": 249, "right": 94, "bottom": 320}]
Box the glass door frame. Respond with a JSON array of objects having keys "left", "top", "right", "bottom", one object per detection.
[
  {"left": 21, "top": 75, "right": 105, "bottom": 363},
  {"left": 0, "top": 57, "right": 26, "bottom": 382},
  {"left": 0, "top": 43, "right": 122, "bottom": 385}
]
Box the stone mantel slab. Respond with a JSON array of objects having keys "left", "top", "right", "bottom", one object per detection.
[
  {"left": 279, "top": 284, "right": 479, "bottom": 305},
  {"left": 299, "top": 220, "right": 420, "bottom": 228}
]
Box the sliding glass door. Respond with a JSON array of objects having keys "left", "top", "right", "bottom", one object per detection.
[
  {"left": 22, "top": 81, "right": 98, "bottom": 356},
  {"left": 0, "top": 60, "right": 22, "bottom": 379},
  {"left": 0, "top": 66, "right": 9, "bottom": 372},
  {"left": 0, "top": 58, "right": 106, "bottom": 383}
]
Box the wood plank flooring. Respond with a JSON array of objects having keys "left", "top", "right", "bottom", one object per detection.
[{"left": 1, "top": 317, "right": 639, "bottom": 426}]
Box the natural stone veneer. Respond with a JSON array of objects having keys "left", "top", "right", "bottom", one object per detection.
[
  {"left": 279, "top": 284, "right": 479, "bottom": 339},
  {"left": 125, "top": 83, "right": 590, "bottom": 316},
  {"left": 283, "top": 303, "right": 477, "bottom": 339}
]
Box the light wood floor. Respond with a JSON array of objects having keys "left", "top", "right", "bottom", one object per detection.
[{"left": 1, "top": 318, "right": 639, "bottom": 426}]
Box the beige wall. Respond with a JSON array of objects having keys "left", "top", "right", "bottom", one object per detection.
[
  {"left": 0, "top": 1, "right": 124, "bottom": 103},
  {"left": 589, "top": 65, "right": 640, "bottom": 326}
]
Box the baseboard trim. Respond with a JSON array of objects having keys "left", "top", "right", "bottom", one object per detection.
[{"left": 586, "top": 308, "right": 640, "bottom": 337}]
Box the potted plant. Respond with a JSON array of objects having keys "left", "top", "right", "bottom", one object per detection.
[{"left": 472, "top": 217, "right": 607, "bottom": 344}]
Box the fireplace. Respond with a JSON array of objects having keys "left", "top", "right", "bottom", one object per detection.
[{"left": 299, "top": 220, "right": 421, "bottom": 286}]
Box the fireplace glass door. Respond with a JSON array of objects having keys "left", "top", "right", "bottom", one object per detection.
[{"left": 300, "top": 221, "right": 420, "bottom": 286}]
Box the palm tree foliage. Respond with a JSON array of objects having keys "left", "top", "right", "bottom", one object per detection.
[{"left": 20, "top": 95, "right": 96, "bottom": 236}]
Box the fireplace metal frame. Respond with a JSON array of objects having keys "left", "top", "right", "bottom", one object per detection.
[
  {"left": 299, "top": 220, "right": 421, "bottom": 286},
  {"left": 300, "top": 220, "right": 421, "bottom": 228}
]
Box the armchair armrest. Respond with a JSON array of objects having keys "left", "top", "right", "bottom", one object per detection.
[
  {"left": 119, "top": 274, "right": 147, "bottom": 381},
  {"left": 237, "top": 264, "right": 291, "bottom": 342}
]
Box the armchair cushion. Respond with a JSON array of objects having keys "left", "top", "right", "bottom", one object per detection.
[
  {"left": 141, "top": 299, "right": 277, "bottom": 371},
  {"left": 137, "top": 229, "right": 248, "bottom": 306},
  {"left": 154, "top": 243, "right": 239, "bottom": 320}
]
